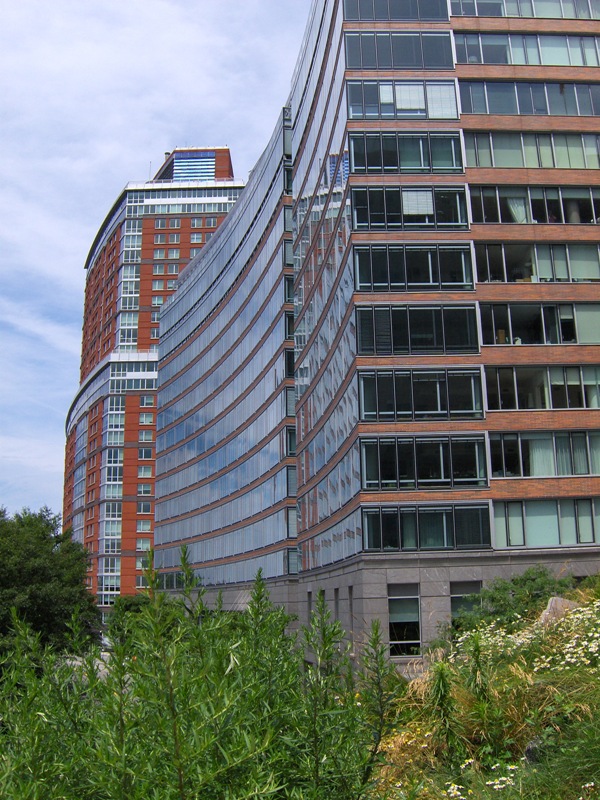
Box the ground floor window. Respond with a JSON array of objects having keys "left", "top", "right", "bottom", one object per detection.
[{"left": 388, "top": 583, "right": 420, "bottom": 656}]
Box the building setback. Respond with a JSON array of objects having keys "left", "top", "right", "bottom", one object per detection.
[
  {"left": 155, "top": 0, "right": 600, "bottom": 657},
  {"left": 64, "top": 148, "right": 244, "bottom": 615}
]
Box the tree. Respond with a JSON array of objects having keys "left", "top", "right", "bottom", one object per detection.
[
  {"left": 454, "top": 565, "right": 574, "bottom": 632},
  {"left": 0, "top": 507, "right": 99, "bottom": 650}
]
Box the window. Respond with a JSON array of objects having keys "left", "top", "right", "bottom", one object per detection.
[
  {"left": 150, "top": 328, "right": 159, "bottom": 339},
  {"left": 356, "top": 305, "right": 478, "bottom": 354},
  {"left": 460, "top": 80, "right": 600, "bottom": 116},
  {"left": 471, "top": 185, "right": 600, "bottom": 225},
  {"left": 349, "top": 132, "right": 463, "bottom": 173},
  {"left": 191, "top": 217, "right": 203, "bottom": 228},
  {"left": 285, "top": 349, "right": 295, "bottom": 377},
  {"left": 154, "top": 249, "right": 165, "bottom": 259},
  {"left": 190, "top": 249, "right": 202, "bottom": 257},
  {"left": 153, "top": 264, "right": 165, "bottom": 275},
  {"left": 344, "top": 0, "right": 448, "bottom": 19},
  {"left": 152, "top": 280, "right": 164, "bottom": 291},
  {"left": 137, "top": 484, "right": 152, "bottom": 496},
  {"left": 494, "top": 498, "right": 599, "bottom": 547},
  {"left": 190, "top": 232, "right": 203, "bottom": 243},
  {"left": 137, "top": 520, "right": 152, "bottom": 532},
  {"left": 451, "top": 0, "right": 599, "bottom": 17},
  {"left": 480, "top": 303, "right": 600, "bottom": 345},
  {"left": 139, "top": 430, "right": 154, "bottom": 442},
  {"left": 455, "top": 33, "right": 600, "bottom": 66},
  {"left": 285, "top": 275, "right": 294, "bottom": 302},
  {"left": 138, "top": 465, "right": 152, "bottom": 478},
  {"left": 359, "top": 369, "right": 483, "bottom": 420},
  {"left": 355, "top": 244, "right": 473, "bottom": 291},
  {"left": 485, "top": 365, "right": 600, "bottom": 410},
  {"left": 361, "top": 436, "right": 487, "bottom": 490},
  {"left": 168, "top": 218, "right": 180, "bottom": 229},
  {"left": 168, "top": 233, "right": 180, "bottom": 244},
  {"left": 286, "top": 427, "right": 297, "bottom": 456},
  {"left": 363, "top": 505, "right": 491, "bottom": 551},
  {"left": 154, "top": 234, "right": 166, "bottom": 244},
  {"left": 451, "top": 581, "right": 482, "bottom": 620},
  {"left": 152, "top": 296, "right": 164, "bottom": 306},
  {"left": 285, "top": 312, "right": 294, "bottom": 339},
  {"left": 136, "top": 556, "right": 150, "bottom": 570},
  {"left": 137, "top": 538, "right": 151, "bottom": 551},
  {"left": 168, "top": 264, "right": 179, "bottom": 274},
  {"left": 388, "top": 584, "right": 420, "bottom": 656},
  {"left": 346, "top": 32, "right": 453, "bottom": 69},
  {"left": 137, "top": 502, "right": 152, "bottom": 514},
  {"left": 348, "top": 80, "right": 458, "bottom": 120},
  {"left": 465, "top": 131, "right": 600, "bottom": 169},
  {"left": 167, "top": 249, "right": 180, "bottom": 259},
  {"left": 205, "top": 217, "right": 217, "bottom": 227},
  {"left": 352, "top": 187, "right": 468, "bottom": 229},
  {"left": 475, "top": 242, "right": 600, "bottom": 283},
  {"left": 140, "top": 396, "right": 155, "bottom": 407},
  {"left": 167, "top": 280, "right": 177, "bottom": 290},
  {"left": 490, "top": 431, "right": 600, "bottom": 477},
  {"left": 154, "top": 219, "right": 166, "bottom": 229},
  {"left": 138, "top": 448, "right": 153, "bottom": 460}
]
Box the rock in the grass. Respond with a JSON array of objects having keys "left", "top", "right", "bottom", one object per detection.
[{"left": 536, "top": 596, "right": 580, "bottom": 627}]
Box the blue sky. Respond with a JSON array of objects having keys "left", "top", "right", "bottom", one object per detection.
[{"left": 0, "top": 0, "right": 310, "bottom": 516}]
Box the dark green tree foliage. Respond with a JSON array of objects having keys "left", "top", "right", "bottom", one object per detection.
[
  {"left": 455, "top": 565, "right": 574, "bottom": 632},
  {"left": 0, "top": 570, "right": 404, "bottom": 800},
  {"left": 0, "top": 507, "right": 99, "bottom": 650}
]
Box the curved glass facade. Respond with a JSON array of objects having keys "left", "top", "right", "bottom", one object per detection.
[
  {"left": 155, "top": 113, "right": 297, "bottom": 585},
  {"left": 154, "top": 0, "right": 600, "bottom": 654}
]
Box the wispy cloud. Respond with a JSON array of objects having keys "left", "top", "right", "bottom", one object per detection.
[{"left": 0, "top": 0, "right": 310, "bottom": 515}]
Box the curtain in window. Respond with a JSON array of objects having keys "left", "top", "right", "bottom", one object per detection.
[
  {"left": 583, "top": 367, "right": 600, "bottom": 408},
  {"left": 589, "top": 433, "right": 600, "bottom": 472},
  {"left": 536, "top": 245, "right": 554, "bottom": 280},
  {"left": 493, "top": 133, "right": 523, "bottom": 166},
  {"left": 426, "top": 83, "right": 458, "bottom": 118},
  {"left": 577, "top": 499, "right": 595, "bottom": 543},
  {"left": 419, "top": 509, "right": 452, "bottom": 547},
  {"left": 572, "top": 433, "right": 589, "bottom": 474},
  {"left": 569, "top": 245, "right": 600, "bottom": 280},
  {"left": 507, "top": 196, "right": 529, "bottom": 223},
  {"left": 524, "top": 433, "right": 555, "bottom": 475},
  {"left": 525, "top": 500, "right": 560, "bottom": 546},
  {"left": 540, "top": 36, "right": 571, "bottom": 65},
  {"left": 402, "top": 189, "right": 434, "bottom": 214},
  {"left": 559, "top": 500, "right": 578, "bottom": 545},
  {"left": 396, "top": 82, "right": 426, "bottom": 115},
  {"left": 555, "top": 434, "right": 573, "bottom": 475},
  {"left": 575, "top": 305, "right": 600, "bottom": 343}
]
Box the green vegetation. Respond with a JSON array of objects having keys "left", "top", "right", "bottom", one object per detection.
[
  {"left": 1, "top": 547, "right": 599, "bottom": 799},
  {"left": 0, "top": 568, "right": 404, "bottom": 800},
  {"left": 378, "top": 570, "right": 600, "bottom": 799},
  {"left": 0, "top": 507, "right": 99, "bottom": 652}
]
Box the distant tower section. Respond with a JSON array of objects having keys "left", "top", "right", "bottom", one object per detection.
[{"left": 64, "top": 147, "right": 244, "bottom": 618}]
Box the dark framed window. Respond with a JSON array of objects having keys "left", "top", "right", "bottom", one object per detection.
[
  {"left": 356, "top": 305, "right": 478, "bottom": 354},
  {"left": 360, "top": 436, "right": 487, "bottom": 490},
  {"left": 345, "top": 32, "right": 453, "bottom": 69},
  {"left": 344, "top": 0, "right": 448, "bottom": 19},
  {"left": 388, "top": 584, "right": 420, "bottom": 656},
  {"left": 352, "top": 187, "right": 468, "bottom": 230}
]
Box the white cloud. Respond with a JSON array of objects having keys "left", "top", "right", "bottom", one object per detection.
[{"left": 0, "top": 0, "right": 310, "bottom": 515}]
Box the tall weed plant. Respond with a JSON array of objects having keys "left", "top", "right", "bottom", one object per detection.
[{"left": 0, "top": 569, "right": 403, "bottom": 800}]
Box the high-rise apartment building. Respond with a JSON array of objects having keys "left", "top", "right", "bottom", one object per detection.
[
  {"left": 64, "top": 148, "right": 244, "bottom": 614},
  {"left": 155, "top": 0, "right": 600, "bottom": 656}
]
